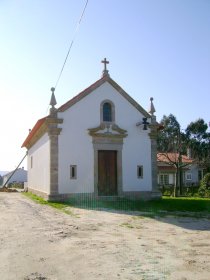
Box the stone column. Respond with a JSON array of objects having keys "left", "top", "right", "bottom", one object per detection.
[
  {"left": 46, "top": 115, "right": 63, "bottom": 199},
  {"left": 149, "top": 115, "right": 162, "bottom": 199}
]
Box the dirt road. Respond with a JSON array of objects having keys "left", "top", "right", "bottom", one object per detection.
[{"left": 0, "top": 193, "right": 210, "bottom": 280}]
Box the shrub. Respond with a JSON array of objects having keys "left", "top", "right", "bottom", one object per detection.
[
  {"left": 183, "top": 186, "right": 199, "bottom": 197},
  {"left": 8, "top": 182, "right": 24, "bottom": 189},
  {"left": 198, "top": 173, "right": 210, "bottom": 198}
]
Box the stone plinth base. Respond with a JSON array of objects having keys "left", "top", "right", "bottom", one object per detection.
[{"left": 27, "top": 188, "right": 162, "bottom": 202}]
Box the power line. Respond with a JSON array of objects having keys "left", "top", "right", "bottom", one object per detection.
[{"left": 54, "top": 0, "right": 89, "bottom": 90}]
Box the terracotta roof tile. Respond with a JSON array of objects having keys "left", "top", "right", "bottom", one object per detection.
[
  {"left": 158, "top": 166, "right": 190, "bottom": 171},
  {"left": 157, "top": 153, "right": 193, "bottom": 164},
  {"left": 21, "top": 117, "right": 46, "bottom": 148}
]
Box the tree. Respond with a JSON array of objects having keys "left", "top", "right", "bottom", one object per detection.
[
  {"left": 185, "top": 119, "right": 210, "bottom": 172},
  {"left": 157, "top": 114, "right": 181, "bottom": 153},
  {"left": 157, "top": 114, "right": 190, "bottom": 196}
]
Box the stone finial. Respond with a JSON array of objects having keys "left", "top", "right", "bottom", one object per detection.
[
  {"left": 101, "top": 58, "right": 110, "bottom": 77},
  {"left": 148, "top": 97, "right": 156, "bottom": 116},
  {"left": 49, "top": 87, "right": 57, "bottom": 115},
  {"left": 50, "top": 87, "right": 57, "bottom": 107}
]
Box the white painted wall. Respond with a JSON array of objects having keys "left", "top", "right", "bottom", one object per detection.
[
  {"left": 158, "top": 164, "right": 201, "bottom": 186},
  {"left": 184, "top": 164, "right": 200, "bottom": 185},
  {"left": 27, "top": 133, "right": 50, "bottom": 193},
  {"left": 169, "top": 174, "right": 174, "bottom": 184},
  {"left": 57, "top": 81, "right": 152, "bottom": 194},
  {"left": 117, "top": 100, "right": 152, "bottom": 191}
]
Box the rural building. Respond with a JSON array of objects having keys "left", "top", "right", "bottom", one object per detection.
[
  {"left": 22, "top": 60, "right": 161, "bottom": 201},
  {"left": 1, "top": 167, "right": 27, "bottom": 187},
  {"left": 157, "top": 152, "right": 204, "bottom": 187}
]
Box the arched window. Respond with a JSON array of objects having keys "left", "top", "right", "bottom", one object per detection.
[
  {"left": 100, "top": 100, "right": 115, "bottom": 123},
  {"left": 103, "top": 102, "right": 112, "bottom": 122}
]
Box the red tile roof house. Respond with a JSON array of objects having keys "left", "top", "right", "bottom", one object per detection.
[{"left": 157, "top": 152, "right": 204, "bottom": 194}]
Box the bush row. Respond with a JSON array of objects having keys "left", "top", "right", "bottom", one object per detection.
[{"left": 159, "top": 173, "right": 210, "bottom": 198}]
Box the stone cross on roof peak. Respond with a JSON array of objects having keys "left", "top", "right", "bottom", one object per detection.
[{"left": 101, "top": 58, "right": 110, "bottom": 77}]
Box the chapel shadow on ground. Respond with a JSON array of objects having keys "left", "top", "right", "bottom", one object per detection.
[{"left": 63, "top": 196, "right": 210, "bottom": 231}]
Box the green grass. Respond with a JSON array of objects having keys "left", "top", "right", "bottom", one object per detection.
[
  {"left": 23, "top": 192, "right": 210, "bottom": 218},
  {"left": 67, "top": 196, "right": 210, "bottom": 212},
  {"left": 22, "top": 192, "right": 74, "bottom": 215},
  {"left": 120, "top": 222, "right": 135, "bottom": 228}
]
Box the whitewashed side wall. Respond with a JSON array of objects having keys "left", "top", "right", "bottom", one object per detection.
[
  {"left": 57, "top": 81, "right": 152, "bottom": 194},
  {"left": 27, "top": 133, "right": 50, "bottom": 193}
]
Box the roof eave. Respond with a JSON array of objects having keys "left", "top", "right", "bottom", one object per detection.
[
  {"left": 58, "top": 75, "right": 151, "bottom": 117},
  {"left": 21, "top": 117, "right": 47, "bottom": 149}
]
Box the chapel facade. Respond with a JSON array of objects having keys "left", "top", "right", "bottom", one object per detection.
[{"left": 22, "top": 59, "right": 161, "bottom": 201}]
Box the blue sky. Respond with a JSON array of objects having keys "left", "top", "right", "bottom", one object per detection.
[{"left": 0, "top": 0, "right": 209, "bottom": 170}]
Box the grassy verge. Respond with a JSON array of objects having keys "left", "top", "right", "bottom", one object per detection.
[
  {"left": 65, "top": 196, "right": 210, "bottom": 218},
  {"left": 67, "top": 196, "right": 210, "bottom": 211},
  {"left": 23, "top": 192, "right": 210, "bottom": 218},
  {"left": 22, "top": 192, "right": 74, "bottom": 216}
]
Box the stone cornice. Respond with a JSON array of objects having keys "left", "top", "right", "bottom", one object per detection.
[
  {"left": 47, "top": 127, "right": 62, "bottom": 136},
  {"left": 148, "top": 122, "right": 159, "bottom": 140},
  {"left": 45, "top": 117, "right": 63, "bottom": 125},
  {"left": 112, "top": 124, "right": 127, "bottom": 134},
  {"left": 24, "top": 122, "right": 47, "bottom": 149},
  {"left": 88, "top": 123, "right": 105, "bottom": 134},
  {"left": 88, "top": 123, "right": 128, "bottom": 138},
  {"left": 46, "top": 116, "right": 63, "bottom": 136},
  {"left": 23, "top": 117, "right": 63, "bottom": 149},
  {"left": 93, "top": 134, "right": 126, "bottom": 139}
]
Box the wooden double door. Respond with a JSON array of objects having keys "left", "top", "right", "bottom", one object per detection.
[{"left": 98, "top": 150, "right": 118, "bottom": 196}]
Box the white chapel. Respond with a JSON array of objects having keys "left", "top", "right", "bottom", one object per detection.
[{"left": 22, "top": 59, "right": 161, "bottom": 201}]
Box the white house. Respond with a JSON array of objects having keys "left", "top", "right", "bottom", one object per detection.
[
  {"left": 22, "top": 60, "right": 161, "bottom": 201},
  {"left": 157, "top": 152, "right": 204, "bottom": 187},
  {"left": 1, "top": 167, "right": 27, "bottom": 187}
]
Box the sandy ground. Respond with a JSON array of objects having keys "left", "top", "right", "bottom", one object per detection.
[{"left": 0, "top": 193, "right": 210, "bottom": 280}]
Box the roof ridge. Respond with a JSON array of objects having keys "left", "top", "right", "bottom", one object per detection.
[
  {"left": 58, "top": 75, "right": 150, "bottom": 117},
  {"left": 58, "top": 75, "right": 108, "bottom": 112}
]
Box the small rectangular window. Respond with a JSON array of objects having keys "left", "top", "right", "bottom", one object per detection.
[
  {"left": 159, "top": 174, "right": 169, "bottom": 185},
  {"left": 137, "top": 165, "right": 143, "bottom": 178},
  {"left": 186, "top": 173, "right": 192, "bottom": 180},
  {"left": 70, "top": 165, "right": 77, "bottom": 179}
]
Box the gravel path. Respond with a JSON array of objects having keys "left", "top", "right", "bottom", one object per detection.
[{"left": 0, "top": 193, "right": 210, "bottom": 280}]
